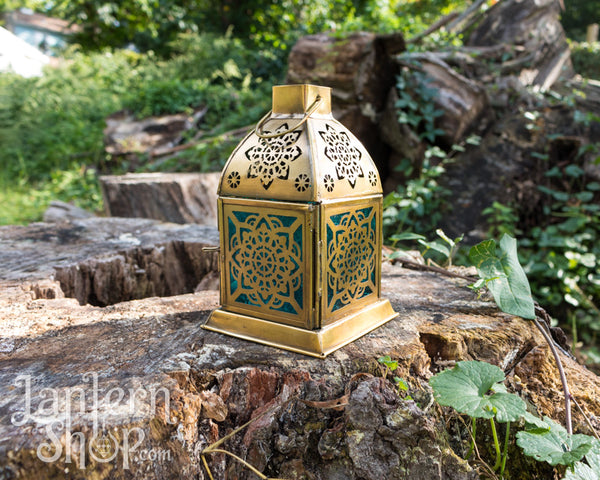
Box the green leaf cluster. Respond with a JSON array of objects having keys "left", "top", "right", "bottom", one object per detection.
[
  {"left": 430, "top": 360, "right": 600, "bottom": 479},
  {"left": 521, "top": 177, "right": 600, "bottom": 350}
]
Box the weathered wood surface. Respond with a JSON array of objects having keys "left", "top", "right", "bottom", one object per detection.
[
  {"left": 1, "top": 219, "right": 599, "bottom": 479},
  {"left": 100, "top": 172, "right": 220, "bottom": 226},
  {"left": 467, "top": 0, "right": 573, "bottom": 89}
]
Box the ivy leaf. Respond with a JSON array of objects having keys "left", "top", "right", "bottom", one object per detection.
[
  {"left": 516, "top": 416, "right": 593, "bottom": 466},
  {"left": 429, "top": 361, "right": 526, "bottom": 422},
  {"left": 468, "top": 234, "right": 536, "bottom": 320}
]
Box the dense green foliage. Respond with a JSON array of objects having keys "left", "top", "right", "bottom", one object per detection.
[
  {"left": 37, "top": 0, "right": 466, "bottom": 55},
  {"left": 0, "top": 33, "right": 278, "bottom": 221},
  {"left": 561, "top": 0, "right": 600, "bottom": 41},
  {"left": 570, "top": 41, "right": 600, "bottom": 79},
  {"left": 430, "top": 360, "right": 600, "bottom": 478}
]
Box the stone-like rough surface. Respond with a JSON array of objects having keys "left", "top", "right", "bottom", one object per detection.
[
  {"left": 100, "top": 172, "right": 220, "bottom": 226},
  {"left": 1, "top": 219, "right": 599, "bottom": 479}
]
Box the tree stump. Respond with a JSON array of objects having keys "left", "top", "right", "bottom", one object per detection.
[
  {"left": 0, "top": 219, "right": 599, "bottom": 479},
  {"left": 100, "top": 172, "right": 220, "bottom": 225}
]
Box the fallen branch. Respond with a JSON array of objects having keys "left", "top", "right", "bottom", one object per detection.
[
  {"left": 148, "top": 123, "right": 253, "bottom": 160},
  {"left": 388, "top": 254, "right": 477, "bottom": 282},
  {"left": 407, "top": 11, "right": 460, "bottom": 44},
  {"left": 534, "top": 304, "right": 572, "bottom": 435},
  {"left": 447, "top": 0, "right": 490, "bottom": 33}
]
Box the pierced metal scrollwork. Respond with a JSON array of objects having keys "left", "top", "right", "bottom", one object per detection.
[
  {"left": 227, "top": 210, "right": 304, "bottom": 315},
  {"left": 245, "top": 123, "right": 302, "bottom": 190},
  {"left": 319, "top": 124, "right": 364, "bottom": 188},
  {"left": 227, "top": 171, "right": 241, "bottom": 189},
  {"left": 294, "top": 173, "right": 310, "bottom": 192},
  {"left": 368, "top": 171, "right": 377, "bottom": 187}
]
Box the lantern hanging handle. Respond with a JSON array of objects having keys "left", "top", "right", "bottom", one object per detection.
[{"left": 254, "top": 95, "right": 322, "bottom": 139}]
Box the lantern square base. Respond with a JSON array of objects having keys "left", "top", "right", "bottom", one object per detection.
[{"left": 202, "top": 300, "right": 398, "bottom": 358}]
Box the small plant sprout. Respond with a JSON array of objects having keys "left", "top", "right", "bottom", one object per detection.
[
  {"left": 377, "top": 355, "right": 412, "bottom": 398},
  {"left": 387, "top": 229, "right": 463, "bottom": 267},
  {"left": 378, "top": 355, "right": 399, "bottom": 377}
]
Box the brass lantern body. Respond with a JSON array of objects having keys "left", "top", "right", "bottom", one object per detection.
[{"left": 203, "top": 84, "right": 397, "bottom": 357}]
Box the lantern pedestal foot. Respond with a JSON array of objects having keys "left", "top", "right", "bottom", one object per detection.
[{"left": 202, "top": 300, "right": 398, "bottom": 358}]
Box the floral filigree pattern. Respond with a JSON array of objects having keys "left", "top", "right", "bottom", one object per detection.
[
  {"left": 228, "top": 211, "right": 303, "bottom": 315},
  {"left": 245, "top": 124, "right": 302, "bottom": 190},
  {"left": 326, "top": 206, "right": 376, "bottom": 312},
  {"left": 319, "top": 124, "right": 363, "bottom": 188}
]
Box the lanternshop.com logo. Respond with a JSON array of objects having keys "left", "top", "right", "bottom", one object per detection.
[{"left": 10, "top": 372, "right": 173, "bottom": 470}]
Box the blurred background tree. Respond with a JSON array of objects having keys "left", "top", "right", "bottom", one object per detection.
[{"left": 561, "top": 0, "right": 600, "bottom": 41}]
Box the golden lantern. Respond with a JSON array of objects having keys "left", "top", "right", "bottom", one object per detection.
[{"left": 203, "top": 84, "right": 397, "bottom": 357}]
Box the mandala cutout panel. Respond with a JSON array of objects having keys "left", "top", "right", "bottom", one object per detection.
[
  {"left": 227, "top": 210, "right": 304, "bottom": 315},
  {"left": 326, "top": 206, "right": 377, "bottom": 313},
  {"left": 319, "top": 124, "right": 364, "bottom": 188},
  {"left": 245, "top": 124, "right": 302, "bottom": 190}
]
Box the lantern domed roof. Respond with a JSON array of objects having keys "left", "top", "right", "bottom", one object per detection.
[{"left": 218, "top": 85, "right": 383, "bottom": 203}]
